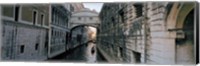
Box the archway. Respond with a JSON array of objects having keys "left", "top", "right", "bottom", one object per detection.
[
  {"left": 70, "top": 24, "right": 100, "bottom": 36},
  {"left": 166, "top": 3, "right": 195, "bottom": 30},
  {"left": 69, "top": 24, "right": 99, "bottom": 48},
  {"left": 175, "top": 9, "right": 194, "bottom": 64},
  {"left": 166, "top": 2, "right": 195, "bottom": 64}
]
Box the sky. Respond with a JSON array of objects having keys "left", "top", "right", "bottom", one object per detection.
[{"left": 83, "top": 3, "right": 103, "bottom": 13}]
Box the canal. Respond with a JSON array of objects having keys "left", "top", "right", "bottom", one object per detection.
[{"left": 47, "top": 42, "right": 107, "bottom": 63}]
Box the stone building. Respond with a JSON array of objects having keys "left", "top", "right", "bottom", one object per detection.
[
  {"left": 98, "top": 2, "right": 196, "bottom": 64},
  {"left": 0, "top": 4, "right": 50, "bottom": 61},
  {"left": 48, "top": 4, "right": 71, "bottom": 58}
]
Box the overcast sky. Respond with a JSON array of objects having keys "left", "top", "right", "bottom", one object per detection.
[{"left": 83, "top": 3, "right": 103, "bottom": 13}]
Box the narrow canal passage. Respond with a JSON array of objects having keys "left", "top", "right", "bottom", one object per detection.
[
  {"left": 47, "top": 25, "right": 106, "bottom": 63},
  {"left": 47, "top": 42, "right": 107, "bottom": 63}
]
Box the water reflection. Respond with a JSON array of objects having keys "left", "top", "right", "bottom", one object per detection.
[
  {"left": 48, "top": 41, "right": 107, "bottom": 63},
  {"left": 84, "top": 42, "right": 96, "bottom": 63},
  {"left": 65, "top": 42, "right": 97, "bottom": 63}
]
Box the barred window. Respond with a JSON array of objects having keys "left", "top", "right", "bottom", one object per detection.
[{"left": 133, "top": 4, "right": 143, "bottom": 18}]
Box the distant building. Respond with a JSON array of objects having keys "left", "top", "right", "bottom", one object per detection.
[
  {"left": 70, "top": 3, "right": 85, "bottom": 12},
  {"left": 0, "top": 4, "right": 50, "bottom": 60}
]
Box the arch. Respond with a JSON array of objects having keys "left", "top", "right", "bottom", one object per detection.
[
  {"left": 167, "top": 2, "right": 195, "bottom": 64},
  {"left": 165, "top": 2, "right": 195, "bottom": 64},
  {"left": 70, "top": 24, "right": 100, "bottom": 40},
  {"left": 176, "top": 8, "right": 195, "bottom": 64},
  {"left": 69, "top": 24, "right": 100, "bottom": 48},
  {"left": 166, "top": 3, "right": 179, "bottom": 30},
  {"left": 70, "top": 24, "right": 99, "bottom": 32},
  {"left": 166, "top": 2, "right": 195, "bottom": 30},
  {"left": 175, "top": 3, "right": 195, "bottom": 29}
]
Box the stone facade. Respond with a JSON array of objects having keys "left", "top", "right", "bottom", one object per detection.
[
  {"left": 146, "top": 2, "right": 195, "bottom": 64},
  {"left": 49, "top": 4, "right": 71, "bottom": 58},
  {"left": 98, "top": 3, "right": 146, "bottom": 63},
  {"left": 0, "top": 4, "right": 50, "bottom": 61},
  {"left": 98, "top": 2, "right": 196, "bottom": 64},
  {"left": 69, "top": 8, "right": 100, "bottom": 29}
]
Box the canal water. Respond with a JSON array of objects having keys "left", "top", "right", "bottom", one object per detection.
[{"left": 48, "top": 42, "right": 107, "bottom": 63}]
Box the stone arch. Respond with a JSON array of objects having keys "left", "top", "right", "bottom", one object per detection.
[
  {"left": 175, "top": 8, "right": 195, "bottom": 64},
  {"left": 175, "top": 3, "right": 195, "bottom": 29},
  {"left": 166, "top": 2, "right": 195, "bottom": 30},
  {"left": 70, "top": 24, "right": 99, "bottom": 34},
  {"left": 166, "top": 3, "right": 179, "bottom": 30},
  {"left": 70, "top": 24, "right": 99, "bottom": 44},
  {"left": 165, "top": 2, "right": 196, "bottom": 64},
  {"left": 166, "top": 2, "right": 195, "bottom": 64}
]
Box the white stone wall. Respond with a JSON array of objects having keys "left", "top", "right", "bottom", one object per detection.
[
  {"left": 146, "top": 2, "right": 176, "bottom": 64},
  {"left": 49, "top": 28, "right": 67, "bottom": 58},
  {"left": 49, "top": 5, "right": 70, "bottom": 58},
  {"left": 17, "top": 26, "right": 46, "bottom": 60},
  {"left": 1, "top": 22, "right": 16, "bottom": 60},
  {"left": 1, "top": 21, "right": 48, "bottom": 61}
]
